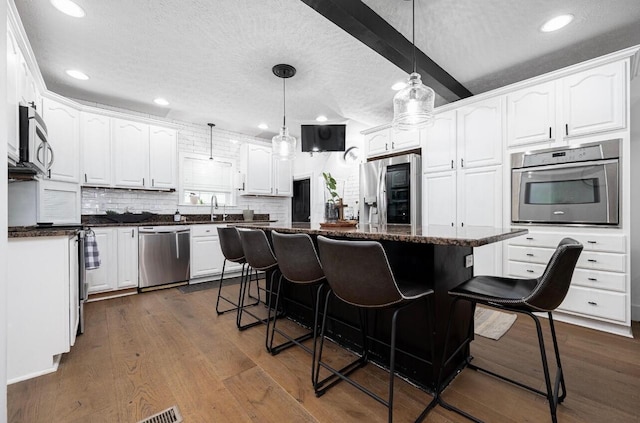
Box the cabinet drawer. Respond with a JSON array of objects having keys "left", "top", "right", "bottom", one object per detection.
[
  {"left": 508, "top": 245, "right": 553, "bottom": 265},
  {"left": 191, "top": 225, "right": 218, "bottom": 237},
  {"left": 508, "top": 261, "right": 545, "bottom": 278},
  {"left": 558, "top": 286, "right": 626, "bottom": 322},
  {"left": 508, "top": 233, "right": 559, "bottom": 248},
  {"left": 577, "top": 251, "right": 625, "bottom": 273},
  {"left": 509, "top": 231, "right": 625, "bottom": 253},
  {"left": 572, "top": 268, "right": 626, "bottom": 292}
]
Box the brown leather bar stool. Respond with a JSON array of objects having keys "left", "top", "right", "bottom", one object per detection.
[
  {"left": 315, "top": 235, "right": 435, "bottom": 423},
  {"left": 237, "top": 229, "right": 279, "bottom": 331},
  {"left": 418, "top": 238, "right": 583, "bottom": 423},
  {"left": 215, "top": 227, "right": 258, "bottom": 315},
  {"left": 268, "top": 231, "right": 326, "bottom": 365}
]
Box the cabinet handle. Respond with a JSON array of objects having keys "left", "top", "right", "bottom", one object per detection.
[
  {"left": 549, "top": 127, "right": 552, "bottom": 139},
  {"left": 84, "top": 173, "right": 87, "bottom": 183},
  {"left": 526, "top": 253, "right": 534, "bottom": 257},
  {"left": 565, "top": 123, "right": 569, "bottom": 136},
  {"left": 385, "top": 143, "right": 388, "bottom": 150},
  {"left": 48, "top": 169, "right": 51, "bottom": 178},
  {"left": 460, "top": 158, "right": 464, "bottom": 168},
  {"left": 152, "top": 178, "right": 155, "bottom": 187},
  {"left": 451, "top": 222, "right": 454, "bottom": 227},
  {"left": 587, "top": 259, "right": 597, "bottom": 263},
  {"left": 587, "top": 240, "right": 597, "bottom": 244},
  {"left": 526, "top": 269, "right": 535, "bottom": 273},
  {"left": 131, "top": 229, "right": 134, "bottom": 238},
  {"left": 205, "top": 230, "right": 210, "bottom": 233},
  {"left": 392, "top": 142, "right": 395, "bottom": 149},
  {"left": 242, "top": 182, "right": 245, "bottom": 191},
  {"left": 461, "top": 222, "right": 464, "bottom": 227},
  {"left": 526, "top": 237, "right": 533, "bottom": 240},
  {"left": 143, "top": 177, "right": 145, "bottom": 186},
  {"left": 276, "top": 188, "right": 278, "bottom": 194},
  {"left": 588, "top": 301, "right": 597, "bottom": 306},
  {"left": 588, "top": 277, "right": 597, "bottom": 281},
  {"left": 270, "top": 188, "right": 273, "bottom": 193}
]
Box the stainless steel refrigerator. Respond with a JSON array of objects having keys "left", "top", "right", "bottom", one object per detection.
[{"left": 359, "top": 153, "right": 421, "bottom": 226}]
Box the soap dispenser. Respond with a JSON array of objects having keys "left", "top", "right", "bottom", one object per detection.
[{"left": 174, "top": 209, "right": 181, "bottom": 222}]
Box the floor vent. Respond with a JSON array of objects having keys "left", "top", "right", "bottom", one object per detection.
[{"left": 137, "top": 405, "right": 183, "bottom": 423}]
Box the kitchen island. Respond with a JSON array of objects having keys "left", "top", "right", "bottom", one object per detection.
[{"left": 233, "top": 222, "right": 527, "bottom": 392}]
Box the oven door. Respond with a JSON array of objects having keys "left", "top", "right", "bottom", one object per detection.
[{"left": 512, "top": 159, "right": 619, "bottom": 225}]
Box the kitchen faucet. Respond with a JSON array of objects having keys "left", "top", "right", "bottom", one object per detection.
[{"left": 210, "top": 195, "right": 218, "bottom": 221}]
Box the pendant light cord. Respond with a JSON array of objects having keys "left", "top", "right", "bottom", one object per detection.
[
  {"left": 412, "top": 0, "right": 416, "bottom": 73},
  {"left": 283, "top": 77, "right": 286, "bottom": 127}
]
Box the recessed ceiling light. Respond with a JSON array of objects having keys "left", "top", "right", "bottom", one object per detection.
[
  {"left": 392, "top": 82, "right": 407, "bottom": 91},
  {"left": 153, "top": 98, "right": 169, "bottom": 106},
  {"left": 65, "top": 69, "right": 89, "bottom": 80},
  {"left": 316, "top": 115, "right": 328, "bottom": 122},
  {"left": 258, "top": 123, "right": 268, "bottom": 130},
  {"left": 540, "top": 14, "right": 574, "bottom": 32},
  {"left": 50, "top": 0, "right": 85, "bottom": 18}
]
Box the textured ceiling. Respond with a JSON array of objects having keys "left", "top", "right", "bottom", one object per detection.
[{"left": 14, "top": 0, "right": 640, "bottom": 140}]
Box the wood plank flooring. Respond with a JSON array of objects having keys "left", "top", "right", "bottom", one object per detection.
[{"left": 8, "top": 285, "right": 640, "bottom": 422}]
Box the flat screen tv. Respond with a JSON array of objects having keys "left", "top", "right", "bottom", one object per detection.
[{"left": 301, "top": 124, "right": 346, "bottom": 152}]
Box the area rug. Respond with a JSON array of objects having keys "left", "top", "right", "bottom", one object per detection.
[
  {"left": 137, "top": 405, "right": 183, "bottom": 423},
  {"left": 474, "top": 306, "right": 517, "bottom": 340}
]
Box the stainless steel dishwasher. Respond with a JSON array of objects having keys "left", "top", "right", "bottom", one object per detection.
[{"left": 138, "top": 225, "right": 190, "bottom": 291}]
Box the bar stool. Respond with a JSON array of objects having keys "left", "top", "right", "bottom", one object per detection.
[
  {"left": 268, "top": 231, "right": 326, "bottom": 364},
  {"left": 237, "top": 229, "right": 279, "bottom": 331},
  {"left": 215, "top": 227, "right": 258, "bottom": 315},
  {"left": 315, "top": 235, "right": 435, "bottom": 423},
  {"left": 419, "top": 237, "right": 583, "bottom": 423}
]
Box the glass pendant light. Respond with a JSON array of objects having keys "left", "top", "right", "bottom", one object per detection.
[
  {"left": 392, "top": 0, "right": 435, "bottom": 131},
  {"left": 271, "top": 64, "right": 297, "bottom": 160}
]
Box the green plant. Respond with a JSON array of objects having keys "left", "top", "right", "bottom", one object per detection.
[{"left": 323, "top": 172, "right": 339, "bottom": 203}]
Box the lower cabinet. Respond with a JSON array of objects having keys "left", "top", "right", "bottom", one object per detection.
[
  {"left": 190, "top": 224, "right": 243, "bottom": 282},
  {"left": 87, "top": 226, "right": 139, "bottom": 294},
  {"left": 7, "top": 234, "right": 78, "bottom": 383}
]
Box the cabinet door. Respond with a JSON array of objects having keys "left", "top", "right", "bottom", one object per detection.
[
  {"left": 149, "top": 125, "right": 177, "bottom": 189},
  {"left": 457, "top": 165, "right": 503, "bottom": 276},
  {"left": 87, "top": 228, "right": 117, "bottom": 293},
  {"left": 117, "top": 227, "right": 139, "bottom": 289},
  {"left": 244, "top": 144, "right": 273, "bottom": 195},
  {"left": 191, "top": 235, "right": 224, "bottom": 278},
  {"left": 17, "top": 55, "right": 37, "bottom": 106},
  {"left": 563, "top": 61, "right": 625, "bottom": 138},
  {"left": 68, "top": 236, "right": 79, "bottom": 347},
  {"left": 423, "top": 111, "right": 456, "bottom": 172},
  {"left": 81, "top": 112, "right": 111, "bottom": 186},
  {"left": 6, "top": 27, "right": 20, "bottom": 162},
  {"left": 38, "top": 180, "right": 81, "bottom": 224},
  {"left": 365, "top": 128, "right": 390, "bottom": 157},
  {"left": 273, "top": 158, "right": 292, "bottom": 196},
  {"left": 42, "top": 98, "right": 80, "bottom": 183},
  {"left": 423, "top": 171, "right": 456, "bottom": 226},
  {"left": 113, "top": 119, "right": 149, "bottom": 188},
  {"left": 457, "top": 97, "right": 503, "bottom": 168},
  {"left": 390, "top": 127, "right": 420, "bottom": 151},
  {"left": 507, "top": 81, "right": 556, "bottom": 146}
]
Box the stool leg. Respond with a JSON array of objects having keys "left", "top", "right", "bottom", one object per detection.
[
  {"left": 266, "top": 274, "right": 284, "bottom": 353},
  {"left": 215, "top": 259, "right": 228, "bottom": 314},
  {"left": 236, "top": 264, "right": 251, "bottom": 329},
  {"left": 532, "top": 313, "right": 558, "bottom": 423},
  {"left": 311, "top": 283, "right": 324, "bottom": 385},
  {"left": 313, "top": 289, "right": 333, "bottom": 392},
  {"left": 548, "top": 312, "right": 567, "bottom": 403},
  {"left": 388, "top": 306, "right": 402, "bottom": 423}
]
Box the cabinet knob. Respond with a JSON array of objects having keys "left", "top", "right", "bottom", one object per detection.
[
  {"left": 526, "top": 269, "right": 534, "bottom": 273},
  {"left": 565, "top": 123, "right": 569, "bottom": 136},
  {"left": 587, "top": 240, "right": 597, "bottom": 244},
  {"left": 84, "top": 173, "right": 87, "bottom": 183},
  {"left": 587, "top": 277, "right": 597, "bottom": 281},
  {"left": 587, "top": 259, "right": 597, "bottom": 263},
  {"left": 526, "top": 237, "right": 533, "bottom": 240},
  {"left": 451, "top": 160, "right": 454, "bottom": 169},
  {"left": 385, "top": 143, "right": 388, "bottom": 150},
  {"left": 392, "top": 142, "right": 395, "bottom": 149},
  {"left": 526, "top": 253, "right": 534, "bottom": 257},
  {"left": 131, "top": 229, "right": 134, "bottom": 237},
  {"left": 588, "top": 301, "right": 597, "bottom": 306},
  {"left": 460, "top": 158, "right": 464, "bottom": 168}
]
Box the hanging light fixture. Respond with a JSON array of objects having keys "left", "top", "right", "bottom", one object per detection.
[
  {"left": 271, "top": 64, "right": 297, "bottom": 160},
  {"left": 207, "top": 123, "right": 215, "bottom": 159},
  {"left": 392, "top": 0, "right": 435, "bottom": 131}
]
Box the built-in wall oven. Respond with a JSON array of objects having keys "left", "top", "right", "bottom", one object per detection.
[{"left": 511, "top": 139, "right": 620, "bottom": 226}]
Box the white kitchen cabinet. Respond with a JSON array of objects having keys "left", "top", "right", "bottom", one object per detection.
[
  {"left": 423, "top": 110, "right": 456, "bottom": 173},
  {"left": 86, "top": 228, "right": 117, "bottom": 293},
  {"left": 365, "top": 128, "right": 390, "bottom": 157},
  {"left": 149, "top": 125, "right": 177, "bottom": 189},
  {"left": 68, "top": 236, "right": 79, "bottom": 347},
  {"left": 113, "top": 118, "right": 149, "bottom": 188},
  {"left": 190, "top": 225, "right": 224, "bottom": 278},
  {"left": 239, "top": 143, "right": 292, "bottom": 196},
  {"left": 7, "top": 234, "right": 77, "bottom": 383},
  {"left": 422, "top": 171, "right": 456, "bottom": 226},
  {"left": 80, "top": 112, "right": 111, "bottom": 186},
  {"left": 117, "top": 227, "right": 139, "bottom": 289},
  {"left": 42, "top": 97, "right": 80, "bottom": 183},
  {"left": 507, "top": 81, "right": 556, "bottom": 147},
  {"left": 365, "top": 127, "right": 421, "bottom": 158},
  {"left": 38, "top": 180, "right": 80, "bottom": 224},
  {"left": 456, "top": 96, "right": 504, "bottom": 169},
  {"left": 6, "top": 24, "right": 20, "bottom": 163},
  {"left": 562, "top": 61, "right": 625, "bottom": 138},
  {"left": 17, "top": 53, "right": 37, "bottom": 108}
]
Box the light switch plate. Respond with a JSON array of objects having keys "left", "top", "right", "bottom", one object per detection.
[{"left": 465, "top": 254, "right": 474, "bottom": 268}]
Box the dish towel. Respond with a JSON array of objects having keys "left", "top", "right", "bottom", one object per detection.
[{"left": 85, "top": 231, "right": 101, "bottom": 270}]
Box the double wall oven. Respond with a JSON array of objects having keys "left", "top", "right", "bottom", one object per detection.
[{"left": 511, "top": 140, "right": 620, "bottom": 226}]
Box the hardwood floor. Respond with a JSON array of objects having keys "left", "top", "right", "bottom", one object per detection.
[{"left": 8, "top": 285, "right": 640, "bottom": 422}]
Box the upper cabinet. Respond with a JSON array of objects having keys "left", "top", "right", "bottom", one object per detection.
[
  {"left": 239, "top": 143, "right": 292, "bottom": 197},
  {"left": 6, "top": 24, "right": 20, "bottom": 163},
  {"left": 42, "top": 98, "right": 80, "bottom": 183},
  {"left": 81, "top": 112, "right": 111, "bottom": 186},
  {"left": 364, "top": 127, "right": 421, "bottom": 158},
  {"left": 113, "top": 119, "right": 149, "bottom": 188},
  {"left": 273, "top": 158, "right": 292, "bottom": 196},
  {"left": 149, "top": 125, "right": 177, "bottom": 189},
  {"left": 456, "top": 96, "right": 504, "bottom": 169},
  {"left": 507, "top": 81, "right": 556, "bottom": 147},
  {"left": 562, "top": 61, "right": 625, "bottom": 138},
  {"left": 422, "top": 110, "right": 456, "bottom": 172}
]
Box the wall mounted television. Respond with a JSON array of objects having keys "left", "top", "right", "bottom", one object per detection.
[{"left": 301, "top": 124, "right": 346, "bottom": 152}]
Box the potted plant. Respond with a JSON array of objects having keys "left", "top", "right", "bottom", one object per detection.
[{"left": 323, "top": 172, "right": 340, "bottom": 222}]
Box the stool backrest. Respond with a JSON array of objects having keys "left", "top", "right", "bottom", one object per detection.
[
  {"left": 317, "top": 236, "right": 403, "bottom": 308},
  {"left": 238, "top": 229, "right": 277, "bottom": 271},
  {"left": 525, "top": 237, "right": 583, "bottom": 311},
  {"left": 217, "top": 227, "right": 244, "bottom": 262},
  {"left": 272, "top": 231, "right": 324, "bottom": 284}
]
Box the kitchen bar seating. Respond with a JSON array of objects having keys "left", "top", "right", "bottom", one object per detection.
[
  {"left": 268, "top": 231, "right": 325, "bottom": 362},
  {"left": 237, "top": 229, "right": 280, "bottom": 331},
  {"left": 420, "top": 238, "right": 583, "bottom": 423},
  {"left": 315, "top": 236, "right": 436, "bottom": 423}
]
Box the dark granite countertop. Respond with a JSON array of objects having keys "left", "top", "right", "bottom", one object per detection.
[
  {"left": 9, "top": 226, "right": 82, "bottom": 238},
  {"left": 231, "top": 222, "right": 528, "bottom": 247},
  {"left": 82, "top": 213, "right": 272, "bottom": 227}
]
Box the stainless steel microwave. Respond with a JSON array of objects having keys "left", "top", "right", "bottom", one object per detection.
[
  {"left": 19, "top": 102, "right": 52, "bottom": 176},
  {"left": 511, "top": 140, "right": 620, "bottom": 226}
]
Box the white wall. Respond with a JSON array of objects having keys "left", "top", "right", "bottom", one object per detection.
[
  {"left": 1, "top": 0, "right": 9, "bottom": 420},
  {"left": 292, "top": 121, "right": 365, "bottom": 224},
  {"left": 76, "top": 105, "right": 291, "bottom": 223},
  {"left": 629, "top": 76, "right": 640, "bottom": 321}
]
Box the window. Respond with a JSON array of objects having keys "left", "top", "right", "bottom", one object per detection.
[{"left": 179, "top": 152, "right": 236, "bottom": 206}]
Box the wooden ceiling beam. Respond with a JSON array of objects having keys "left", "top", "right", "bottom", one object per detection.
[{"left": 299, "top": 0, "right": 473, "bottom": 102}]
